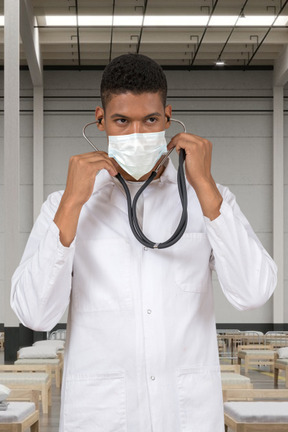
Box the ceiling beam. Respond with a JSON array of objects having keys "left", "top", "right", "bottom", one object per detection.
[
  {"left": 245, "top": 0, "right": 288, "bottom": 68},
  {"left": 109, "top": 0, "right": 116, "bottom": 62},
  {"left": 217, "top": 0, "right": 249, "bottom": 62},
  {"left": 136, "top": 0, "right": 149, "bottom": 54},
  {"left": 274, "top": 45, "right": 288, "bottom": 86},
  {"left": 20, "top": 0, "right": 42, "bottom": 86},
  {"left": 189, "top": 0, "right": 220, "bottom": 67},
  {"left": 74, "top": 0, "right": 81, "bottom": 69}
]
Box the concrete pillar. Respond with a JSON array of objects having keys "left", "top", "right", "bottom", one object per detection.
[
  {"left": 33, "top": 86, "right": 44, "bottom": 221},
  {"left": 273, "top": 85, "right": 284, "bottom": 324},
  {"left": 4, "top": 0, "right": 20, "bottom": 327}
]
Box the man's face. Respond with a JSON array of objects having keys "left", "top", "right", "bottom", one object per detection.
[{"left": 96, "top": 91, "right": 172, "bottom": 181}]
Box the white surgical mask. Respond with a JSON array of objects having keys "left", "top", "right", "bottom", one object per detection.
[{"left": 108, "top": 130, "right": 167, "bottom": 180}]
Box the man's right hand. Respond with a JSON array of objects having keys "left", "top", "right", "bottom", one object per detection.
[
  {"left": 54, "top": 151, "right": 118, "bottom": 247},
  {"left": 62, "top": 151, "right": 117, "bottom": 208}
]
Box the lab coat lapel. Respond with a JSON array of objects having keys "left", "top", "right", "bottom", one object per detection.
[
  {"left": 93, "top": 169, "right": 128, "bottom": 215},
  {"left": 110, "top": 181, "right": 129, "bottom": 215}
]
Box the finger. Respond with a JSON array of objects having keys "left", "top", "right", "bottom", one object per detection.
[
  {"left": 168, "top": 134, "right": 211, "bottom": 157},
  {"left": 70, "top": 152, "right": 114, "bottom": 168},
  {"left": 72, "top": 150, "right": 109, "bottom": 161},
  {"left": 69, "top": 153, "right": 118, "bottom": 177},
  {"left": 166, "top": 132, "right": 185, "bottom": 151},
  {"left": 88, "top": 159, "right": 118, "bottom": 177},
  {"left": 167, "top": 132, "right": 200, "bottom": 152}
]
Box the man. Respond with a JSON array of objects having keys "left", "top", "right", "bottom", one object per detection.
[{"left": 11, "top": 54, "right": 277, "bottom": 431}]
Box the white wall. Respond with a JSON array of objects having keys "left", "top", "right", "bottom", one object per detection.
[{"left": 0, "top": 68, "right": 284, "bottom": 326}]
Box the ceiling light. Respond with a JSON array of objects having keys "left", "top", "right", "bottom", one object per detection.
[
  {"left": 44, "top": 15, "right": 288, "bottom": 27},
  {"left": 215, "top": 60, "right": 225, "bottom": 66},
  {"left": 237, "top": 16, "right": 274, "bottom": 26},
  {"left": 114, "top": 16, "right": 143, "bottom": 26},
  {"left": 45, "top": 16, "right": 76, "bottom": 26},
  {"left": 274, "top": 16, "right": 288, "bottom": 26},
  {"left": 78, "top": 16, "right": 112, "bottom": 26},
  {"left": 0, "top": 16, "right": 4, "bottom": 26},
  {"left": 77, "top": 16, "right": 144, "bottom": 26},
  {"left": 45, "top": 15, "right": 209, "bottom": 27},
  {"left": 144, "top": 16, "right": 209, "bottom": 26},
  {"left": 209, "top": 16, "right": 237, "bottom": 26}
]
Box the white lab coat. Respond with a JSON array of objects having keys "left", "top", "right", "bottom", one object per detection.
[{"left": 11, "top": 160, "right": 277, "bottom": 432}]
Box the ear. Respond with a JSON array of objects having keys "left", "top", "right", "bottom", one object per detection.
[
  {"left": 95, "top": 106, "right": 105, "bottom": 131},
  {"left": 164, "top": 104, "right": 172, "bottom": 130}
]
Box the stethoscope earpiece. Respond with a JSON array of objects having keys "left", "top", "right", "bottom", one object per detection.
[{"left": 82, "top": 117, "right": 185, "bottom": 154}]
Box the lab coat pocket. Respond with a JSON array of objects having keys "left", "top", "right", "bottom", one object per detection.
[
  {"left": 173, "top": 233, "right": 212, "bottom": 293},
  {"left": 64, "top": 371, "right": 127, "bottom": 432},
  {"left": 177, "top": 366, "right": 224, "bottom": 432}
]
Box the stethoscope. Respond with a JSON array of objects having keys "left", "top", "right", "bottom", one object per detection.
[{"left": 82, "top": 118, "right": 188, "bottom": 249}]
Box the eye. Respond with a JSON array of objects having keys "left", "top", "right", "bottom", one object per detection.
[
  {"left": 146, "top": 117, "right": 158, "bottom": 124},
  {"left": 115, "top": 118, "right": 128, "bottom": 125}
]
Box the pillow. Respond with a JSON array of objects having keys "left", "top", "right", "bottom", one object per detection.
[
  {"left": 18, "top": 346, "right": 58, "bottom": 359},
  {"left": 244, "top": 331, "right": 264, "bottom": 336},
  {"left": 33, "top": 340, "right": 65, "bottom": 350},
  {"left": 0, "top": 384, "right": 10, "bottom": 402},
  {"left": 278, "top": 347, "right": 288, "bottom": 359}
]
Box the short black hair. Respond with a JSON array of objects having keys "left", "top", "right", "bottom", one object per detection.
[{"left": 100, "top": 53, "right": 167, "bottom": 110}]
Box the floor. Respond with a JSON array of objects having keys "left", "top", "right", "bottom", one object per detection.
[{"left": 0, "top": 350, "right": 287, "bottom": 431}]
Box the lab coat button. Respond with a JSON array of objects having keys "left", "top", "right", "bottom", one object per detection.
[
  {"left": 150, "top": 376, "right": 155, "bottom": 380},
  {"left": 147, "top": 309, "right": 152, "bottom": 314},
  {"left": 143, "top": 246, "right": 148, "bottom": 251}
]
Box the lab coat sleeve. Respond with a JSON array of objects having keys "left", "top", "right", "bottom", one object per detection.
[
  {"left": 10, "top": 191, "right": 75, "bottom": 331},
  {"left": 205, "top": 185, "right": 277, "bottom": 311}
]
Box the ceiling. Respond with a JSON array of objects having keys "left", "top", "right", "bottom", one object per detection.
[{"left": 1, "top": 0, "right": 288, "bottom": 69}]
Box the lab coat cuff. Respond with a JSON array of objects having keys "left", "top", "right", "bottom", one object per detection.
[{"left": 50, "top": 221, "right": 76, "bottom": 255}]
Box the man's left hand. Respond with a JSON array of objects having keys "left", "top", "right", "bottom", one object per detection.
[{"left": 167, "top": 132, "right": 223, "bottom": 220}]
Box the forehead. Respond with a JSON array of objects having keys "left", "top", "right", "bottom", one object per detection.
[{"left": 105, "top": 91, "right": 165, "bottom": 115}]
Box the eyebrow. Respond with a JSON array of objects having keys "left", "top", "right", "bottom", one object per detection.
[{"left": 110, "top": 112, "right": 162, "bottom": 119}]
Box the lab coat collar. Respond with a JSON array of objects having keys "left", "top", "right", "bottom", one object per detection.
[
  {"left": 92, "top": 157, "right": 177, "bottom": 195},
  {"left": 92, "top": 169, "right": 113, "bottom": 194},
  {"left": 158, "top": 158, "right": 177, "bottom": 184}
]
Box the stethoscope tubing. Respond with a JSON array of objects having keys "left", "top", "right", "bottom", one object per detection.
[
  {"left": 125, "top": 148, "right": 187, "bottom": 249},
  {"left": 82, "top": 118, "right": 188, "bottom": 249}
]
